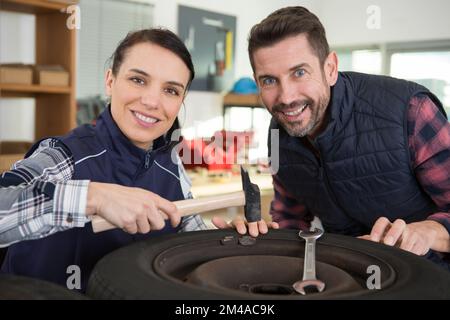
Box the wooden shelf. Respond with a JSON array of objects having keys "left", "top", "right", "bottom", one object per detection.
[
  {"left": 0, "top": 83, "right": 71, "bottom": 94},
  {"left": 0, "top": 0, "right": 77, "bottom": 140},
  {"left": 0, "top": 0, "right": 71, "bottom": 14},
  {"left": 223, "top": 93, "right": 263, "bottom": 107}
]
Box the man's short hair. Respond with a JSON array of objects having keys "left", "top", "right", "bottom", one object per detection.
[{"left": 248, "top": 6, "right": 330, "bottom": 71}]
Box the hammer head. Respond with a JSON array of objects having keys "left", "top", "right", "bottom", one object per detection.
[{"left": 240, "top": 166, "right": 261, "bottom": 223}]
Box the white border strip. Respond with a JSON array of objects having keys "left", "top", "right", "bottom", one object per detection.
[
  {"left": 75, "top": 150, "right": 107, "bottom": 165},
  {"left": 154, "top": 160, "right": 180, "bottom": 181}
]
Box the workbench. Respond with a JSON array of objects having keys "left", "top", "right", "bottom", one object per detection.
[{"left": 187, "top": 169, "right": 274, "bottom": 228}]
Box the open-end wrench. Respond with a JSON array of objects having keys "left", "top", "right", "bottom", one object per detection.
[{"left": 293, "top": 228, "right": 325, "bottom": 295}]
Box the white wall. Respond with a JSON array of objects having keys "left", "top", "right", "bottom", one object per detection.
[
  {"left": 313, "top": 0, "right": 450, "bottom": 46},
  {"left": 151, "top": 0, "right": 314, "bottom": 138},
  {"left": 0, "top": 12, "right": 35, "bottom": 64},
  {"left": 153, "top": 0, "right": 315, "bottom": 80}
]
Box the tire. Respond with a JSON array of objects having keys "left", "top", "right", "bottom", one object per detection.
[
  {"left": 86, "top": 229, "right": 450, "bottom": 300},
  {"left": 0, "top": 275, "right": 87, "bottom": 300}
]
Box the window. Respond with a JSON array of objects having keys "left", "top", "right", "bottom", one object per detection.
[
  {"left": 335, "top": 48, "right": 382, "bottom": 74},
  {"left": 77, "top": 0, "right": 154, "bottom": 99},
  {"left": 390, "top": 50, "right": 450, "bottom": 115},
  {"left": 334, "top": 41, "right": 450, "bottom": 118}
]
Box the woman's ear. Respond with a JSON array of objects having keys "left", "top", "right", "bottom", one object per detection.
[
  {"left": 324, "top": 51, "right": 338, "bottom": 86},
  {"left": 105, "top": 69, "right": 114, "bottom": 96}
]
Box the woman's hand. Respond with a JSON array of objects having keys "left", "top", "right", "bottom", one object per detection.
[
  {"left": 211, "top": 215, "right": 279, "bottom": 237},
  {"left": 86, "top": 182, "right": 180, "bottom": 234}
]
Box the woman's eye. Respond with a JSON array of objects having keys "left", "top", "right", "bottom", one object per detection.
[
  {"left": 294, "top": 69, "right": 306, "bottom": 77},
  {"left": 262, "top": 77, "right": 276, "bottom": 86},
  {"left": 130, "top": 77, "right": 145, "bottom": 85},
  {"left": 165, "top": 88, "right": 180, "bottom": 96}
]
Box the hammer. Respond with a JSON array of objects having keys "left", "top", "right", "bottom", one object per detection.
[{"left": 91, "top": 166, "right": 261, "bottom": 233}]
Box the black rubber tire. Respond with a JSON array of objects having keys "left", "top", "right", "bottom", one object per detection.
[
  {"left": 0, "top": 248, "right": 7, "bottom": 267},
  {"left": 0, "top": 275, "right": 87, "bottom": 300},
  {"left": 86, "top": 229, "right": 450, "bottom": 300}
]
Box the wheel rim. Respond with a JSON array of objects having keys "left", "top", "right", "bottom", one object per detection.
[{"left": 152, "top": 232, "right": 396, "bottom": 299}]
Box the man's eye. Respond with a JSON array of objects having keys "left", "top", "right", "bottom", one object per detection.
[
  {"left": 262, "top": 78, "right": 276, "bottom": 86},
  {"left": 130, "top": 77, "right": 145, "bottom": 85},
  {"left": 294, "top": 69, "right": 306, "bottom": 77}
]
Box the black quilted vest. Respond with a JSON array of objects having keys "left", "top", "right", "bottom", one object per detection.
[{"left": 270, "top": 72, "right": 446, "bottom": 236}]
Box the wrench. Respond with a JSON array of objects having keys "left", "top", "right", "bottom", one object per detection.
[{"left": 293, "top": 228, "right": 326, "bottom": 295}]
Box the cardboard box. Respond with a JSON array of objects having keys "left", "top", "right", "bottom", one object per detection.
[
  {"left": 35, "top": 65, "right": 69, "bottom": 86},
  {"left": 0, "top": 141, "right": 33, "bottom": 173},
  {"left": 0, "top": 64, "right": 33, "bottom": 85}
]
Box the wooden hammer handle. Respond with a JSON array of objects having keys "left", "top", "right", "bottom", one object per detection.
[{"left": 91, "top": 191, "right": 245, "bottom": 233}]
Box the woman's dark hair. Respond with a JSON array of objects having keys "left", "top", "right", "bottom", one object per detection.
[
  {"left": 110, "top": 28, "right": 195, "bottom": 90},
  {"left": 248, "top": 6, "right": 329, "bottom": 70}
]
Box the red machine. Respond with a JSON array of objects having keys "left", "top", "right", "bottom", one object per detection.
[{"left": 179, "top": 130, "right": 254, "bottom": 171}]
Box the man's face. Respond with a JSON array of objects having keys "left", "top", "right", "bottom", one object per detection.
[{"left": 253, "top": 34, "right": 338, "bottom": 138}]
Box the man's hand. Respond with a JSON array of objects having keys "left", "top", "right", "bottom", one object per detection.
[
  {"left": 86, "top": 182, "right": 180, "bottom": 234},
  {"left": 358, "top": 217, "right": 450, "bottom": 255},
  {"left": 211, "top": 215, "right": 279, "bottom": 237}
]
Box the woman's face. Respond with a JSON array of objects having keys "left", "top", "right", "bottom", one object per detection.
[{"left": 106, "top": 42, "right": 190, "bottom": 150}]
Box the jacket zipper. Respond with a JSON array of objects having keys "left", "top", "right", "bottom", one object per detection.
[
  {"left": 144, "top": 152, "right": 152, "bottom": 169},
  {"left": 311, "top": 139, "right": 343, "bottom": 209},
  {"left": 132, "top": 151, "right": 153, "bottom": 181}
]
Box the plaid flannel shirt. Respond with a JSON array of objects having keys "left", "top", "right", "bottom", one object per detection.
[{"left": 0, "top": 139, "right": 207, "bottom": 247}]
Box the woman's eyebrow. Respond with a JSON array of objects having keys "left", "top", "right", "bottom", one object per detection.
[
  {"left": 167, "top": 81, "right": 185, "bottom": 90},
  {"left": 128, "top": 68, "right": 149, "bottom": 77}
]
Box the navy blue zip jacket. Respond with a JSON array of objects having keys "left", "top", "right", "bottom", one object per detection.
[{"left": 1, "top": 107, "right": 185, "bottom": 292}]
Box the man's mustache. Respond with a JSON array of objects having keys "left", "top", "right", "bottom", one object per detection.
[{"left": 272, "top": 100, "right": 313, "bottom": 113}]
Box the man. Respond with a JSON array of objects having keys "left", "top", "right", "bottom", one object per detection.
[{"left": 248, "top": 6, "right": 450, "bottom": 268}]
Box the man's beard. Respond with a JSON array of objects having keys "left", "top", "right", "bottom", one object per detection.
[{"left": 271, "top": 95, "right": 328, "bottom": 137}]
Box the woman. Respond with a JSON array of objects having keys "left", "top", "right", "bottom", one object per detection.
[{"left": 0, "top": 28, "right": 276, "bottom": 292}]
